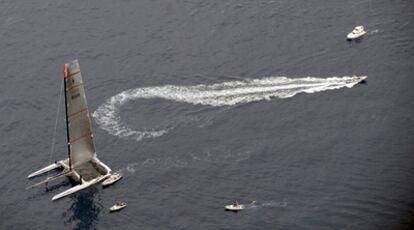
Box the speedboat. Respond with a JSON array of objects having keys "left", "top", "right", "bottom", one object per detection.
[
  {"left": 347, "top": 26, "right": 366, "bottom": 40},
  {"left": 225, "top": 202, "right": 244, "bottom": 211},
  {"left": 102, "top": 172, "right": 123, "bottom": 187},
  {"left": 110, "top": 202, "right": 127, "bottom": 212}
]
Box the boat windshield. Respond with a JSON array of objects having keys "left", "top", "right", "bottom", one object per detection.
[
  {"left": 355, "top": 26, "right": 363, "bottom": 31},
  {"left": 353, "top": 28, "right": 363, "bottom": 34}
]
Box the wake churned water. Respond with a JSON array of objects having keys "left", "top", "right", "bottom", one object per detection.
[{"left": 92, "top": 75, "right": 366, "bottom": 141}]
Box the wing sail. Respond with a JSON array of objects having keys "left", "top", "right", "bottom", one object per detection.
[{"left": 64, "top": 60, "right": 96, "bottom": 168}]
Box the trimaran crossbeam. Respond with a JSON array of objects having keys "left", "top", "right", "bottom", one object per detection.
[{"left": 27, "top": 60, "right": 112, "bottom": 201}]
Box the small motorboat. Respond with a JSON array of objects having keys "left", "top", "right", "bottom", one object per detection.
[
  {"left": 225, "top": 202, "right": 244, "bottom": 211},
  {"left": 102, "top": 172, "right": 123, "bottom": 187},
  {"left": 347, "top": 25, "right": 366, "bottom": 40},
  {"left": 110, "top": 202, "right": 127, "bottom": 212}
]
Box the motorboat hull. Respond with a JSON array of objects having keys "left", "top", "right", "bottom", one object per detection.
[
  {"left": 347, "top": 31, "right": 366, "bottom": 40},
  {"left": 110, "top": 204, "right": 126, "bottom": 212},
  {"left": 347, "top": 25, "right": 366, "bottom": 40},
  {"left": 225, "top": 205, "right": 244, "bottom": 211},
  {"left": 102, "top": 173, "right": 123, "bottom": 187}
]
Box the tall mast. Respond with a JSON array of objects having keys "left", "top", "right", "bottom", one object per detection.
[{"left": 63, "top": 64, "right": 72, "bottom": 170}]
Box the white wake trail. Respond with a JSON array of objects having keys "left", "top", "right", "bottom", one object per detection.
[{"left": 92, "top": 75, "right": 366, "bottom": 141}]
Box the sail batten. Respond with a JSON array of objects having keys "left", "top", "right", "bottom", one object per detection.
[
  {"left": 64, "top": 60, "right": 96, "bottom": 168},
  {"left": 68, "top": 108, "right": 88, "bottom": 118},
  {"left": 66, "top": 83, "right": 84, "bottom": 91}
]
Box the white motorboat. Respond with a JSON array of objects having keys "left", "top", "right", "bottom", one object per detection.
[
  {"left": 110, "top": 202, "right": 127, "bottom": 212},
  {"left": 347, "top": 26, "right": 366, "bottom": 40},
  {"left": 225, "top": 202, "right": 244, "bottom": 211},
  {"left": 102, "top": 172, "right": 123, "bottom": 187}
]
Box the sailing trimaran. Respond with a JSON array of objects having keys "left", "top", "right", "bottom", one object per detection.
[{"left": 28, "top": 60, "right": 113, "bottom": 201}]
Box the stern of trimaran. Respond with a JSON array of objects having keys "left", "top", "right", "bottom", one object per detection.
[{"left": 27, "top": 60, "right": 112, "bottom": 201}]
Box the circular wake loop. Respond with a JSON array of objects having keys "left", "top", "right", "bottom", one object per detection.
[{"left": 92, "top": 75, "right": 367, "bottom": 141}]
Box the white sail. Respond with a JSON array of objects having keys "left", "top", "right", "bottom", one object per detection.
[{"left": 64, "top": 60, "right": 96, "bottom": 168}]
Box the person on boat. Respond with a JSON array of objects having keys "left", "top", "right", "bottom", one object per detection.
[{"left": 79, "top": 175, "right": 83, "bottom": 184}]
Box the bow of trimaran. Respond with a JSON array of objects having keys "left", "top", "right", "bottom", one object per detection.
[{"left": 27, "top": 60, "right": 112, "bottom": 201}]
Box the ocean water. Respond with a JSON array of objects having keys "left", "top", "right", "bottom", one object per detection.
[{"left": 0, "top": 0, "right": 413, "bottom": 229}]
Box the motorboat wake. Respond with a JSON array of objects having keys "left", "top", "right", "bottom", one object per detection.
[{"left": 93, "top": 75, "right": 368, "bottom": 142}]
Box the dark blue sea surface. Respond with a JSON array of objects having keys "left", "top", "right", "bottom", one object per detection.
[{"left": 0, "top": 0, "right": 413, "bottom": 229}]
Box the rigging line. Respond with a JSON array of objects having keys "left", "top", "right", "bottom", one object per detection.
[{"left": 48, "top": 79, "right": 64, "bottom": 168}]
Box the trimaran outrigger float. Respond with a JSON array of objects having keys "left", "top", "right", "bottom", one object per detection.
[{"left": 28, "top": 60, "right": 114, "bottom": 201}]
